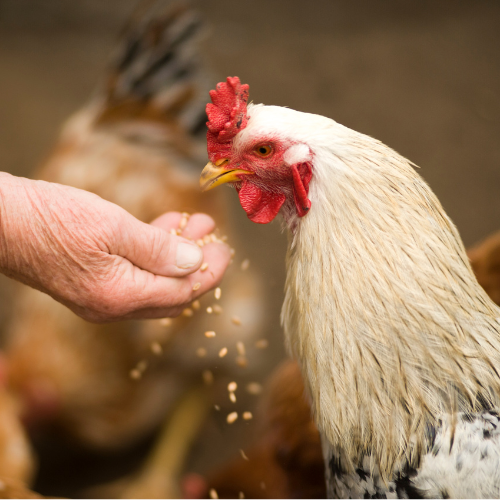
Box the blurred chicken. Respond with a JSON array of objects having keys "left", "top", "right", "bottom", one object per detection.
[{"left": 4, "top": 1, "right": 265, "bottom": 455}]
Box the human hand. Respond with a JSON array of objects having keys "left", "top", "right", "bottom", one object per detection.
[{"left": 0, "top": 173, "right": 231, "bottom": 322}]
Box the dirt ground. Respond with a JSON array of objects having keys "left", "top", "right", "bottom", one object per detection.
[{"left": 0, "top": 0, "right": 499, "bottom": 496}]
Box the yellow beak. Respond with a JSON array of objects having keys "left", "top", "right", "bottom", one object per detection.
[{"left": 200, "top": 160, "right": 254, "bottom": 192}]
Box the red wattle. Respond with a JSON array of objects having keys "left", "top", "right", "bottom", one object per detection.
[
  {"left": 291, "top": 163, "right": 312, "bottom": 217},
  {"left": 238, "top": 181, "right": 285, "bottom": 224}
]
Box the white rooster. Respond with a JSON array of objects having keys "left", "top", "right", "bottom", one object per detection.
[{"left": 201, "top": 77, "right": 500, "bottom": 498}]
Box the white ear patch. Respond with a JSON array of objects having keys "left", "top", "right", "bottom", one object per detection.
[{"left": 284, "top": 143, "right": 311, "bottom": 165}]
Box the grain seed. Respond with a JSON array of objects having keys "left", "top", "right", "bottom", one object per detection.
[
  {"left": 196, "top": 347, "right": 207, "bottom": 358},
  {"left": 219, "top": 347, "right": 228, "bottom": 358},
  {"left": 236, "top": 356, "right": 248, "bottom": 368},
  {"left": 130, "top": 369, "right": 141, "bottom": 380},
  {"left": 200, "top": 262, "right": 209, "bottom": 271},
  {"left": 241, "top": 259, "right": 250, "bottom": 271},
  {"left": 228, "top": 381, "right": 237, "bottom": 392},
  {"left": 192, "top": 282, "right": 201, "bottom": 291},
  {"left": 159, "top": 318, "right": 172, "bottom": 327},
  {"left": 243, "top": 412, "right": 253, "bottom": 420},
  {"left": 169, "top": 228, "right": 177, "bottom": 235},
  {"left": 203, "top": 235, "right": 211, "bottom": 244},
  {"left": 192, "top": 300, "right": 201, "bottom": 310},
  {"left": 214, "top": 287, "right": 222, "bottom": 300},
  {"left": 214, "top": 404, "right": 220, "bottom": 411},
  {"left": 196, "top": 239, "right": 204, "bottom": 247},
  {"left": 136, "top": 360, "right": 148, "bottom": 372},
  {"left": 239, "top": 449, "right": 249, "bottom": 461},
  {"left": 236, "top": 342, "right": 246, "bottom": 356},
  {"left": 209, "top": 488, "right": 219, "bottom": 499},
  {"left": 205, "top": 331, "right": 216, "bottom": 338},
  {"left": 151, "top": 342, "right": 162, "bottom": 355},
  {"left": 206, "top": 306, "right": 213, "bottom": 314},
  {"left": 213, "top": 304, "right": 223, "bottom": 314},
  {"left": 179, "top": 216, "right": 188, "bottom": 230},
  {"left": 246, "top": 382, "right": 263, "bottom": 395},
  {"left": 255, "top": 339, "right": 269, "bottom": 349},
  {"left": 239, "top": 492, "right": 245, "bottom": 499},
  {"left": 231, "top": 316, "right": 242, "bottom": 326},
  {"left": 202, "top": 370, "right": 214, "bottom": 385},
  {"left": 229, "top": 392, "right": 237, "bottom": 403},
  {"left": 227, "top": 412, "right": 238, "bottom": 424},
  {"left": 182, "top": 308, "right": 194, "bottom": 317}
]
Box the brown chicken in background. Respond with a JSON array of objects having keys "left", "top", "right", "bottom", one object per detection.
[{"left": 3, "top": 0, "right": 266, "bottom": 462}]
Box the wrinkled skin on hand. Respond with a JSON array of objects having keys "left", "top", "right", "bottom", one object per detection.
[{"left": 0, "top": 173, "right": 231, "bottom": 322}]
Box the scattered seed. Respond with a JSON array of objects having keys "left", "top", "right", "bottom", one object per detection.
[
  {"left": 214, "top": 404, "right": 220, "bottom": 411},
  {"left": 160, "top": 318, "right": 172, "bottom": 327},
  {"left": 236, "top": 342, "right": 246, "bottom": 356},
  {"left": 202, "top": 370, "right": 214, "bottom": 385},
  {"left": 227, "top": 412, "right": 238, "bottom": 424},
  {"left": 130, "top": 369, "right": 141, "bottom": 380},
  {"left": 236, "top": 356, "right": 248, "bottom": 368},
  {"left": 241, "top": 259, "right": 250, "bottom": 271},
  {"left": 215, "top": 287, "right": 222, "bottom": 300},
  {"left": 246, "top": 382, "right": 263, "bottom": 395},
  {"left": 239, "top": 492, "right": 245, "bottom": 499},
  {"left": 213, "top": 304, "right": 223, "bottom": 314},
  {"left": 200, "top": 262, "right": 209, "bottom": 271},
  {"left": 182, "top": 308, "right": 194, "bottom": 317},
  {"left": 228, "top": 381, "right": 238, "bottom": 392},
  {"left": 219, "top": 347, "right": 228, "bottom": 358},
  {"left": 229, "top": 392, "right": 237, "bottom": 403},
  {"left": 243, "top": 412, "right": 253, "bottom": 420},
  {"left": 255, "top": 339, "right": 269, "bottom": 349},
  {"left": 231, "top": 316, "right": 242, "bottom": 326},
  {"left": 240, "top": 449, "right": 249, "bottom": 461},
  {"left": 192, "top": 282, "right": 201, "bottom": 291},
  {"left": 205, "top": 331, "right": 216, "bottom": 338},
  {"left": 179, "top": 216, "right": 188, "bottom": 230},
  {"left": 196, "top": 347, "right": 207, "bottom": 357},
  {"left": 207, "top": 306, "right": 213, "bottom": 314},
  {"left": 209, "top": 488, "right": 219, "bottom": 499},
  {"left": 192, "top": 300, "right": 201, "bottom": 310},
  {"left": 151, "top": 342, "right": 162, "bottom": 355},
  {"left": 136, "top": 360, "right": 148, "bottom": 372}
]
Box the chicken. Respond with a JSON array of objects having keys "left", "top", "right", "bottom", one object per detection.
[
  {"left": 4, "top": 6, "right": 265, "bottom": 456},
  {"left": 201, "top": 76, "right": 500, "bottom": 498}
]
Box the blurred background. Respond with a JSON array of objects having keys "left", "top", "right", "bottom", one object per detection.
[{"left": 0, "top": 0, "right": 499, "bottom": 497}]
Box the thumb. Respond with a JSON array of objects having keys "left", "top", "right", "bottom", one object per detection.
[{"left": 115, "top": 215, "right": 203, "bottom": 277}]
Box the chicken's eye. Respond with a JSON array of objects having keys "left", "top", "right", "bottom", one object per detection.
[{"left": 254, "top": 145, "right": 273, "bottom": 157}]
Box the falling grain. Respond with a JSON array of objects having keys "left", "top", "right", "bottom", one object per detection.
[
  {"left": 136, "top": 360, "right": 148, "bottom": 372},
  {"left": 255, "top": 339, "right": 269, "bottom": 349},
  {"left": 228, "top": 381, "right": 237, "bottom": 392},
  {"left": 159, "top": 318, "right": 172, "bottom": 327},
  {"left": 214, "top": 404, "right": 220, "bottom": 411},
  {"left": 239, "top": 449, "right": 249, "bottom": 461},
  {"left": 192, "top": 300, "right": 201, "bottom": 310},
  {"left": 240, "top": 259, "right": 250, "bottom": 271},
  {"left": 151, "top": 342, "right": 162, "bottom": 355},
  {"left": 236, "top": 342, "right": 246, "bottom": 356},
  {"left": 229, "top": 392, "right": 237, "bottom": 403},
  {"left": 209, "top": 488, "right": 219, "bottom": 499},
  {"left": 202, "top": 370, "right": 214, "bottom": 385},
  {"left": 260, "top": 482, "right": 266, "bottom": 490},
  {"left": 219, "top": 347, "right": 228, "bottom": 358},
  {"left": 214, "top": 287, "right": 222, "bottom": 300},
  {"left": 243, "top": 412, "right": 253, "bottom": 420},
  {"left": 227, "top": 412, "right": 238, "bottom": 424},
  {"left": 182, "top": 308, "right": 194, "bottom": 317},
  {"left": 206, "top": 306, "right": 213, "bottom": 314},
  {"left": 213, "top": 304, "right": 223, "bottom": 314},
  {"left": 200, "top": 262, "right": 209, "bottom": 271},
  {"left": 130, "top": 369, "right": 141, "bottom": 380},
  {"left": 205, "top": 331, "right": 216, "bottom": 338},
  {"left": 196, "top": 347, "right": 207, "bottom": 358},
  {"left": 236, "top": 356, "right": 248, "bottom": 368},
  {"left": 239, "top": 492, "right": 245, "bottom": 499},
  {"left": 192, "top": 282, "right": 201, "bottom": 291},
  {"left": 231, "top": 316, "right": 242, "bottom": 326},
  {"left": 246, "top": 382, "right": 263, "bottom": 395}
]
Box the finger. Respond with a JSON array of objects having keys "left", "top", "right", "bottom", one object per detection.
[
  {"left": 180, "top": 213, "right": 216, "bottom": 241},
  {"left": 117, "top": 216, "right": 203, "bottom": 278},
  {"left": 149, "top": 212, "right": 183, "bottom": 231}
]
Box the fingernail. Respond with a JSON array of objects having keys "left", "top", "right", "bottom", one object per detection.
[{"left": 176, "top": 242, "right": 203, "bottom": 269}]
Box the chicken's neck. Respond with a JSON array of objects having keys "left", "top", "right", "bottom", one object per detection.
[{"left": 281, "top": 127, "right": 500, "bottom": 476}]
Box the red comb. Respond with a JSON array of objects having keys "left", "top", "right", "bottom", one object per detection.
[{"left": 206, "top": 76, "right": 249, "bottom": 161}]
